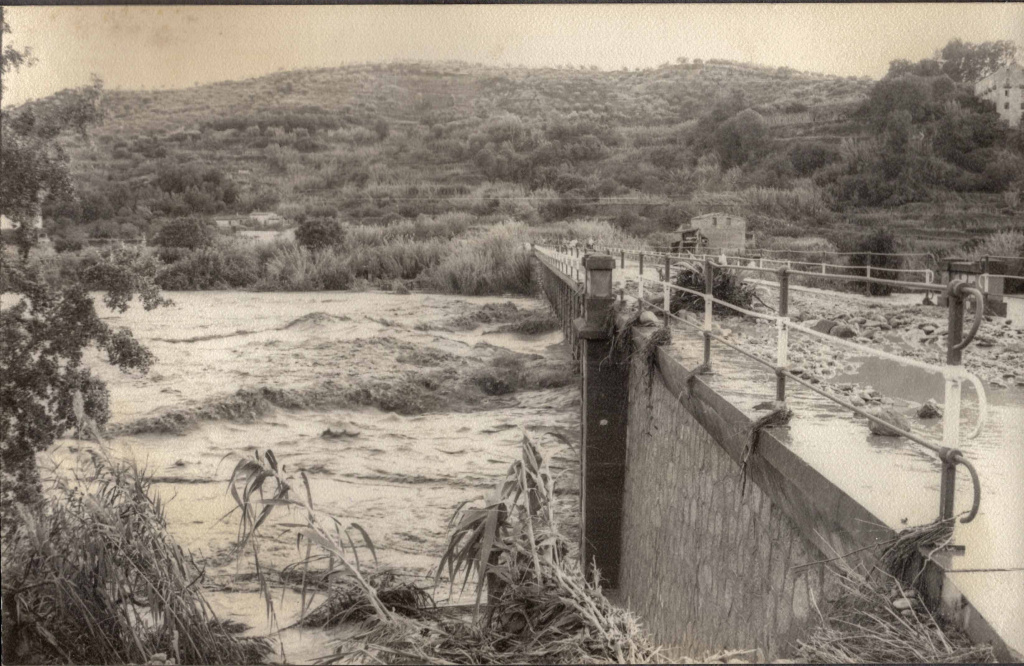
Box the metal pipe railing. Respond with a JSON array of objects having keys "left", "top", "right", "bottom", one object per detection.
[{"left": 543, "top": 245, "right": 986, "bottom": 527}]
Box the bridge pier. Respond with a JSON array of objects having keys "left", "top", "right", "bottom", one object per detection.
[{"left": 573, "top": 254, "right": 629, "bottom": 588}]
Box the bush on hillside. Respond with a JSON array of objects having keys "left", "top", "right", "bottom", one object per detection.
[
  {"left": 153, "top": 217, "right": 214, "bottom": 249},
  {"left": 848, "top": 230, "right": 901, "bottom": 296},
  {"left": 295, "top": 216, "right": 346, "bottom": 251},
  {"left": 712, "top": 109, "right": 770, "bottom": 168}
]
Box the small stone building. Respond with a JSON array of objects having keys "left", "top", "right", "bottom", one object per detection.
[
  {"left": 683, "top": 213, "right": 746, "bottom": 252},
  {"left": 975, "top": 62, "right": 1024, "bottom": 128}
]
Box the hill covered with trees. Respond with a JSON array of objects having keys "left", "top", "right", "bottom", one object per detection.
[{"left": 22, "top": 48, "right": 1024, "bottom": 250}]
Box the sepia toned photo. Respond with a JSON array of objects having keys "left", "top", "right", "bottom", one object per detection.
[{"left": 1, "top": 3, "right": 1022, "bottom": 664}]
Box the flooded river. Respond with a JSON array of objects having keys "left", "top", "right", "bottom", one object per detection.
[{"left": 42, "top": 291, "right": 580, "bottom": 662}]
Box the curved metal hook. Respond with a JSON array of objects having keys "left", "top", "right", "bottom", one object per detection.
[
  {"left": 953, "top": 452, "right": 981, "bottom": 524},
  {"left": 951, "top": 282, "right": 985, "bottom": 352}
]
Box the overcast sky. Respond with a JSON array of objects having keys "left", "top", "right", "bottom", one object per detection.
[{"left": 4, "top": 4, "right": 1024, "bottom": 107}]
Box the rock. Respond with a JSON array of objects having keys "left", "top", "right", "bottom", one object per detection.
[
  {"left": 917, "top": 399, "right": 942, "bottom": 419},
  {"left": 920, "top": 324, "right": 937, "bottom": 335},
  {"left": 638, "top": 311, "right": 661, "bottom": 326},
  {"left": 868, "top": 407, "right": 911, "bottom": 437},
  {"left": 811, "top": 319, "right": 838, "bottom": 334},
  {"left": 850, "top": 396, "right": 867, "bottom": 407},
  {"left": 831, "top": 324, "right": 858, "bottom": 339},
  {"left": 892, "top": 598, "right": 914, "bottom": 610}
]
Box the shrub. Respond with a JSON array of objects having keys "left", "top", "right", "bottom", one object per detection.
[
  {"left": 789, "top": 141, "right": 842, "bottom": 176},
  {"left": 426, "top": 222, "right": 535, "bottom": 295},
  {"left": 848, "top": 230, "right": 901, "bottom": 296},
  {"left": 262, "top": 245, "right": 352, "bottom": 291},
  {"left": 153, "top": 217, "right": 214, "bottom": 249},
  {"left": 155, "top": 244, "right": 261, "bottom": 290},
  {"left": 668, "top": 260, "right": 756, "bottom": 316},
  {"left": 295, "top": 216, "right": 346, "bottom": 251},
  {"left": 712, "top": 109, "right": 770, "bottom": 168}
]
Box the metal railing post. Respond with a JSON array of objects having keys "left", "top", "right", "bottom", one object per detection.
[
  {"left": 663, "top": 255, "right": 671, "bottom": 326},
  {"left": 866, "top": 253, "right": 873, "bottom": 296},
  {"left": 621, "top": 249, "right": 625, "bottom": 269},
  {"left": 638, "top": 252, "right": 645, "bottom": 305},
  {"left": 703, "top": 257, "right": 713, "bottom": 369},
  {"left": 982, "top": 255, "right": 991, "bottom": 294},
  {"left": 776, "top": 268, "right": 790, "bottom": 402},
  {"left": 939, "top": 281, "right": 966, "bottom": 521}
]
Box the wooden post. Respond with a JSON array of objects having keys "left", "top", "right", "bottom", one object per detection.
[{"left": 573, "top": 254, "right": 628, "bottom": 588}]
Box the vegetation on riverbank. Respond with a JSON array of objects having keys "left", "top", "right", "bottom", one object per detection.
[
  {"left": 2, "top": 441, "right": 270, "bottom": 665},
  {"left": 226, "top": 435, "right": 660, "bottom": 664}
]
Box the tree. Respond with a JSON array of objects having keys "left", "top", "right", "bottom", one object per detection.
[
  {"left": 712, "top": 109, "right": 770, "bottom": 168},
  {"left": 848, "top": 230, "right": 901, "bottom": 296},
  {"left": 295, "top": 216, "right": 346, "bottom": 251},
  {"left": 153, "top": 216, "right": 214, "bottom": 249},
  {"left": 1, "top": 10, "right": 170, "bottom": 540},
  {"left": 939, "top": 38, "right": 1017, "bottom": 84}
]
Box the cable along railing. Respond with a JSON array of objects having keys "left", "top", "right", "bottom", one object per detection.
[
  {"left": 540, "top": 244, "right": 986, "bottom": 528},
  {"left": 605, "top": 245, "right": 1024, "bottom": 297}
]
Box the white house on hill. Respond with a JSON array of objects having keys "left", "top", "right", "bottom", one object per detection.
[
  {"left": 975, "top": 62, "right": 1024, "bottom": 127},
  {"left": 683, "top": 213, "right": 746, "bottom": 252},
  {"left": 0, "top": 213, "right": 44, "bottom": 231}
]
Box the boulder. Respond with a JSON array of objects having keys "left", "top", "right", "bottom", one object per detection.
[
  {"left": 811, "top": 319, "right": 838, "bottom": 334},
  {"left": 638, "top": 310, "right": 661, "bottom": 326},
  {"left": 917, "top": 399, "right": 942, "bottom": 419},
  {"left": 831, "top": 324, "right": 858, "bottom": 339},
  {"left": 867, "top": 408, "right": 911, "bottom": 437}
]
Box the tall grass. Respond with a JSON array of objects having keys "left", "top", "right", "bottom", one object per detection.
[
  {"left": 262, "top": 245, "right": 352, "bottom": 290},
  {"left": 426, "top": 222, "right": 535, "bottom": 295},
  {"left": 2, "top": 446, "right": 268, "bottom": 664}
]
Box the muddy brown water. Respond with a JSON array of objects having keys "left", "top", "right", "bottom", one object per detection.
[{"left": 41, "top": 291, "right": 581, "bottom": 663}]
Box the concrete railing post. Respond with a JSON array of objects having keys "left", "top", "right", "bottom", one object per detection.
[{"left": 573, "top": 254, "right": 628, "bottom": 588}]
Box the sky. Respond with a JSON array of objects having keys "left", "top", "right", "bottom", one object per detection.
[{"left": 4, "top": 4, "right": 1024, "bottom": 107}]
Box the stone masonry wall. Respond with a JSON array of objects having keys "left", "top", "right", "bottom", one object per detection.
[{"left": 619, "top": 352, "right": 831, "bottom": 660}]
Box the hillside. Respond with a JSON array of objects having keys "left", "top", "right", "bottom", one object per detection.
[{"left": 28, "top": 58, "right": 1024, "bottom": 250}]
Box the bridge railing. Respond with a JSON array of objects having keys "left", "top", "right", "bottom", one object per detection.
[
  {"left": 537, "top": 245, "right": 986, "bottom": 528},
  {"left": 534, "top": 245, "right": 586, "bottom": 369}
]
